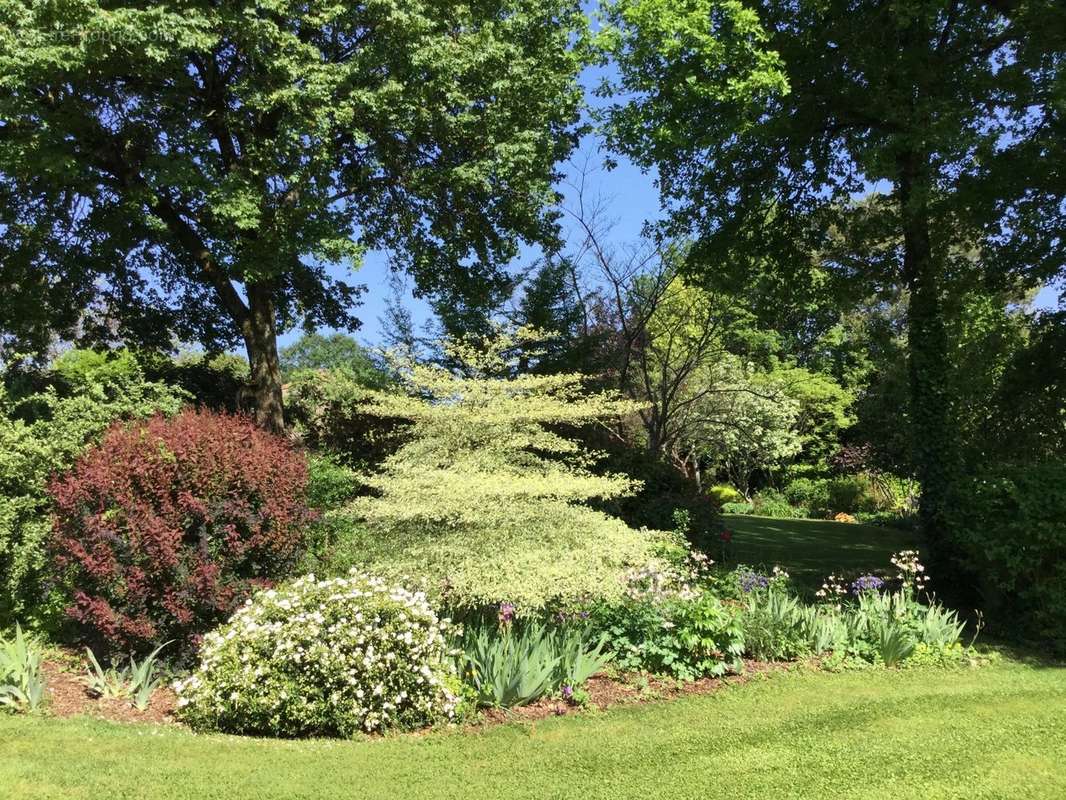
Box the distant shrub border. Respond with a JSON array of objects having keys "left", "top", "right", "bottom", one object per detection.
[
  {"left": 48, "top": 409, "right": 314, "bottom": 654},
  {"left": 946, "top": 461, "right": 1066, "bottom": 644}
]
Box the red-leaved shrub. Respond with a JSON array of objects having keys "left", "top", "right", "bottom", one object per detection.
[{"left": 48, "top": 409, "right": 314, "bottom": 654}]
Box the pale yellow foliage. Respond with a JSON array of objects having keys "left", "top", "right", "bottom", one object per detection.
[{"left": 344, "top": 327, "right": 663, "bottom": 612}]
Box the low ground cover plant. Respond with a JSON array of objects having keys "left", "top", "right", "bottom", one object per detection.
[
  {"left": 591, "top": 552, "right": 746, "bottom": 680},
  {"left": 0, "top": 627, "right": 45, "bottom": 712},
  {"left": 0, "top": 624, "right": 46, "bottom": 712},
  {"left": 83, "top": 643, "right": 169, "bottom": 711},
  {"left": 457, "top": 614, "right": 611, "bottom": 708},
  {"left": 735, "top": 551, "right": 973, "bottom": 667},
  {"left": 48, "top": 409, "right": 314, "bottom": 655},
  {"left": 175, "top": 572, "right": 461, "bottom": 736}
]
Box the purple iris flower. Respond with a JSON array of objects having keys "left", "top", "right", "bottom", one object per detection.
[{"left": 498, "top": 602, "right": 516, "bottom": 625}]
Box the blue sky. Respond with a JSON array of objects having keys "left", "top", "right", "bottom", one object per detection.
[{"left": 308, "top": 143, "right": 661, "bottom": 349}]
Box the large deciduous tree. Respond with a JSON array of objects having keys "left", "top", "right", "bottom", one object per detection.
[
  {"left": 597, "top": 0, "right": 1066, "bottom": 547},
  {"left": 0, "top": 0, "right": 585, "bottom": 429}
]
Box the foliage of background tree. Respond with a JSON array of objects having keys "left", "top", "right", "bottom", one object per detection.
[
  {"left": 0, "top": 0, "right": 586, "bottom": 430},
  {"left": 329, "top": 328, "right": 666, "bottom": 613},
  {"left": 279, "top": 332, "right": 389, "bottom": 387},
  {"left": 987, "top": 310, "right": 1066, "bottom": 462},
  {"left": 596, "top": 0, "right": 1066, "bottom": 553},
  {"left": 849, "top": 289, "right": 1065, "bottom": 476}
]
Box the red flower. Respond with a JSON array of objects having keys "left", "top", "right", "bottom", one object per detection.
[{"left": 719, "top": 529, "right": 733, "bottom": 543}]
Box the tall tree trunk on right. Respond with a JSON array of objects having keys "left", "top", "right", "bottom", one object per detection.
[{"left": 897, "top": 149, "right": 956, "bottom": 553}]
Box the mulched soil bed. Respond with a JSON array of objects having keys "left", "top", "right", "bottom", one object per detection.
[
  {"left": 40, "top": 656, "right": 178, "bottom": 726},
  {"left": 473, "top": 659, "right": 790, "bottom": 727},
  {"left": 38, "top": 648, "right": 790, "bottom": 731}
]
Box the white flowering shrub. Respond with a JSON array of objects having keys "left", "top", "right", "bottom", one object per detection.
[{"left": 174, "top": 571, "right": 460, "bottom": 737}]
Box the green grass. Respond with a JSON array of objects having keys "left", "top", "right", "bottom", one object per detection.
[
  {"left": 723, "top": 514, "right": 921, "bottom": 589},
  {"left": 1, "top": 661, "right": 1063, "bottom": 799}
]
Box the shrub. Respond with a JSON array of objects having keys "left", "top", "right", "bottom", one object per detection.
[
  {"left": 320, "top": 505, "right": 660, "bottom": 614},
  {"left": 592, "top": 441, "right": 722, "bottom": 551},
  {"left": 285, "top": 367, "right": 404, "bottom": 470},
  {"left": 708, "top": 484, "right": 745, "bottom": 507},
  {"left": 174, "top": 572, "right": 461, "bottom": 736},
  {"left": 945, "top": 461, "right": 1066, "bottom": 644},
  {"left": 783, "top": 478, "right": 830, "bottom": 516},
  {"left": 306, "top": 453, "right": 361, "bottom": 512},
  {"left": 593, "top": 593, "right": 745, "bottom": 681},
  {"left": 586, "top": 548, "right": 745, "bottom": 680},
  {"left": 720, "top": 501, "right": 754, "bottom": 515},
  {"left": 302, "top": 455, "right": 364, "bottom": 566},
  {"left": 751, "top": 489, "right": 806, "bottom": 519},
  {"left": 48, "top": 409, "right": 313, "bottom": 654},
  {"left": 50, "top": 348, "right": 143, "bottom": 390},
  {"left": 144, "top": 351, "right": 249, "bottom": 414},
  {"left": 0, "top": 352, "right": 187, "bottom": 626},
  {"left": 853, "top": 510, "right": 917, "bottom": 530},
  {"left": 826, "top": 475, "right": 879, "bottom": 514}
]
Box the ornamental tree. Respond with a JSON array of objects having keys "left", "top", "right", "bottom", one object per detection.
[
  {"left": 596, "top": 0, "right": 1066, "bottom": 546},
  {"left": 0, "top": 0, "right": 585, "bottom": 430},
  {"left": 343, "top": 327, "right": 663, "bottom": 613}
]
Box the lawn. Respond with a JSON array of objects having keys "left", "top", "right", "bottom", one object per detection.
[
  {"left": 1, "top": 661, "right": 1063, "bottom": 799},
  {"left": 723, "top": 514, "right": 921, "bottom": 589}
]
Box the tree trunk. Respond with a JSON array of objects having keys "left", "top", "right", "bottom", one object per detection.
[
  {"left": 897, "top": 149, "right": 955, "bottom": 550},
  {"left": 242, "top": 283, "right": 286, "bottom": 434}
]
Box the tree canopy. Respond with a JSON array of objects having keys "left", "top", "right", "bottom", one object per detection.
[
  {"left": 596, "top": 0, "right": 1066, "bottom": 546},
  {"left": 0, "top": 0, "right": 586, "bottom": 429}
]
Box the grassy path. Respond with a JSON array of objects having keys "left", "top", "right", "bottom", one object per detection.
[
  {"left": 2, "top": 661, "right": 1063, "bottom": 799},
  {"left": 723, "top": 514, "right": 921, "bottom": 589}
]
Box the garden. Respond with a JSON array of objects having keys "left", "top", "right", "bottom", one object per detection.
[
  {"left": 1, "top": 1, "right": 1065, "bottom": 798},
  {"left": 1, "top": 336, "right": 1062, "bottom": 797}
]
